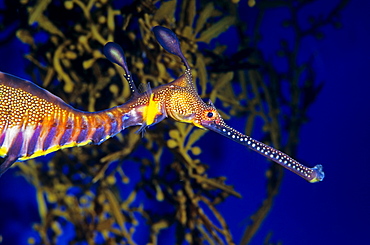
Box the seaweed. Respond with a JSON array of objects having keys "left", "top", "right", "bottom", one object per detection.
[{"left": 0, "top": 0, "right": 349, "bottom": 244}]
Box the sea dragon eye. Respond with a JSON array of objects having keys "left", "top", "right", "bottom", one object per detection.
[{"left": 207, "top": 112, "right": 214, "bottom": 118}]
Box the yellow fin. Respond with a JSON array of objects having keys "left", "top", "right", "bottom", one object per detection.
[
  {"left": 137, "top": 83, "right": 166, "bottom": 134},
  {"left": 144, "top": 93, "right": 162, "bottom": 126}
]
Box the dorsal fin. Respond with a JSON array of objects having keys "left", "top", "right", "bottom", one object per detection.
[
  {"left": 138, "top": 82, "right": 152, "bottom": 95},
  {"left": 103, "top": 42, "right": 138, "bottom": 95}
]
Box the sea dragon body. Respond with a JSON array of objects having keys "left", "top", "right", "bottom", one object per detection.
[{"left": 0, "top": 26, "right": 325, "bottom": 182}]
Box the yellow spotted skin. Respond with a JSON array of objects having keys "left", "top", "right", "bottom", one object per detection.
[{"left": 0, "top": 84, "right": 58, "bottom": 128}]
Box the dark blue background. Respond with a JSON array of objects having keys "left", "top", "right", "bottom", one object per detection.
[{"left": 0, "top": 1, "right": 369, "bottom": 244}]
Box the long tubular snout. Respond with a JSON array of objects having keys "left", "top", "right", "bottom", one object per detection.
[{"left": 204, "top": 122, "right": 325, "bottom": 183}]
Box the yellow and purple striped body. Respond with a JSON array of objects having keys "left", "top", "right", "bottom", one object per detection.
[{"left": 0, "top": 72, "right": 158, "bottom": 176}]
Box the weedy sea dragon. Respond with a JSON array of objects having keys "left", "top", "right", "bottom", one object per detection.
[{"left": 0, "top": 26, "right": 325, "bottom": 182}]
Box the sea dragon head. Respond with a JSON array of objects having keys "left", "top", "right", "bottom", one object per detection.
[
  {"left": 104, "top": 26, "right": 325, "bottom": 183},
  {"left": 151, "top": 26, "right": 226, "bottom": 130}
]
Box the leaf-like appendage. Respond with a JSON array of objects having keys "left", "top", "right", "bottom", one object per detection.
[
  {"left": 103, "top": 42, "right": 130, "bottom": 75},
  {"left": 152, "top": 26, "right": 190, "bottom": 70},
  {"left": 104, "top": 42, "right": 138, "bottom": 94}
]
